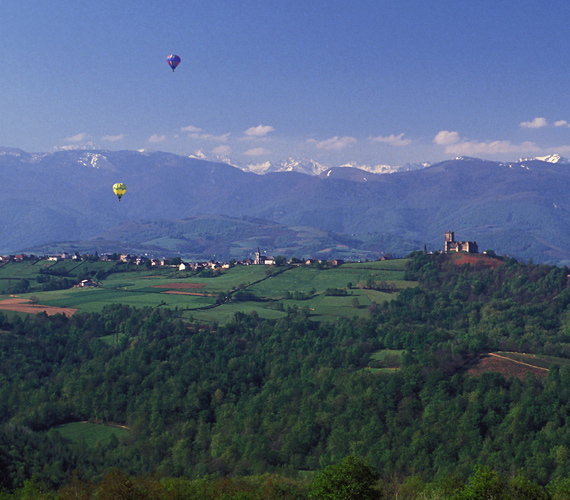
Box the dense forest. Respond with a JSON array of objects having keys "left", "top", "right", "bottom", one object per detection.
[{"left": 4, "top": 252, "right": 570, "bottom": 498}]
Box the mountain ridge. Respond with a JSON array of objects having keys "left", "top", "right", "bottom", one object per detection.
[{"left": 3, "top": 147, "right": 570, "bottom": 264}]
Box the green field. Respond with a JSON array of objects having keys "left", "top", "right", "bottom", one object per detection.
[
  {"left": 51, "top": 422, "right": 129, "bottom": 447},
  {"left": 0, "top": 259, "right": 413, "bottom": 324},
  {"left": 366, "top": 349, "right": 405, "bottom": 373}
]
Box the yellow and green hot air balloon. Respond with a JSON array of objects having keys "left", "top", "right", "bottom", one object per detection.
[{"left": 113, "top": 183, "right": 127, "bottom": 201}]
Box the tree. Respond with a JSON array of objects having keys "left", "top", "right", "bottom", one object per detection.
[
  {"left": 508, "top": 473, "right": 548, "bottom": 500},
  {"left": 96, "top": 468, "right": 138, "bottom": 500},
  {"left": 14, "top": 478, "right": 56, "bottom": 500},
  {"left": 274, "top": 255, "right": 288, "bottom": 266},
  {"left": 309, "top": 456, "right": 382, "bottom": 500},
  {"left": 458, "top": 466, "right": 507, "bottom": 500},
  {"left": 57, "top": 471, "right": 94, "bottom": 500}
]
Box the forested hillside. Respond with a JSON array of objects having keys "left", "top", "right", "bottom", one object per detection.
[{"left": 3, "top": 253, "right": 570, "bottom": 498}]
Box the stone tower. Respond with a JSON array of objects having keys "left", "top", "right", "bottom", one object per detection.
[{"left": 444, "top": 231, "right": 454, "bottom": 252}]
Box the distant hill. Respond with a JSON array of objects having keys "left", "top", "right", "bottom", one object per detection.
[{"left": 3, "top": 148, "right": 570, "bottom": 264}]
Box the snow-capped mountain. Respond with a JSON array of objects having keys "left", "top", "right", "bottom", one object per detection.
[
  {"left": 516, "top": 154, "right": 570, "bottom": 164},
  {"left": 534, "top": 154, "right": 570, "bottom": 164},
  {"left": 360, "top": 161, "right": 432, "bottom": 174},
  {"left": 189, "top": 151, "right": 432, "bottom": 176},
  {"left": 226, "top": 152, "right": 570, "bottom": 177},
  {"left": 189, "top": 150, "right": 235, "bottom": 166},
  {"left": 265, "top": 158, "right": 328, "bottom": 175},
  {"left": 245, "top": 158, "right": 433, "bottom": 176},
  {"left": 238, "top": 157, "right": 328, "bottom": 176}
]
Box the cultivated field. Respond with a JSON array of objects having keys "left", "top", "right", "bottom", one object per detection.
[{"left": 0, "top": 259, "right": 412, "bottom": 324}]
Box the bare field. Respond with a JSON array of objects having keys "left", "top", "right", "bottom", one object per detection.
[
  {"left": 466, "top": 352, "right": 549, "bottom": 380},
  {"left": 0, "top": 298, "right": 78, "bottom": 316}
]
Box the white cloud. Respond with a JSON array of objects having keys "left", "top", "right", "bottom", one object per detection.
[
  {"left": 433, "top": 130, "right": 460, "bottom": 146},
  {"left": 148, "top": 134, "right": 166, "bottom": 143},
  {"left": 434, "top": 130, "right": 540, "bottom": 156},
  {"left": 520, "top": 117, "right": 547, "bottom": 129},
  {"left": 244, "top": 124, "right": 275, "bottom": 137},
  {"left": 369, "top": 133, "right": 411, "bottom": 146},
  {"left": 102, "top": 134, "right": 125, "bottom": 142},
  {"left": 307, "top": 136, "right": 357, "bottom": 151},
  {"left": 555, "top": 120, "right": 569, "bottom": 127},
  {"left": 212, "top": 145, "right": 232, "bottom": 155},
  {"left": 181, "top": 125, "right": 202, "bottom": 132},
  {"left": 188, "top": 132, "right": 230, "bottom": 142},
  {"left": 548, "top": 145, "right": 570, "bottom": 154},
  {"left": 64, "top": 132, "right": 88, "bottom": 143},
  {"left": 244, "top": 147, "right": 270, "bottom": 156},
  {"left": 444, "top": 139, "right": 540, "bottom": 156}
]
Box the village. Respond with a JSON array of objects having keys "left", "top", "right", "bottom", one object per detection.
[
  {"left": 0, "top": 232, "right": 477, "bottom": 274},
  {"left": 0, "top": 247, "right": 349, "bottom": 274},
  {"left": 0, "top": 232, "right": 479, "bottom": 291}
]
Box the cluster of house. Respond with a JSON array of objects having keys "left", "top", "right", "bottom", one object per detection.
[
  {"left": 0, "top": 254, "right": 31, "bottom": 263},
  {"left": 0, "top": 250, "right": 346, "bottom": 270},
  {"left": 0, "top": 252, "right": 149, "bottom": 264},
  {"left": 0, "top": 232, "right": 474, "bottom": 269}
]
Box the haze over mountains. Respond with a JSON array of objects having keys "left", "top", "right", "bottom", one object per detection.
[{"left": 2, "top": 146, "right": 570, "bottom": 265}]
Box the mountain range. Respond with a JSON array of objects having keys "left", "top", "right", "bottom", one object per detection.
[
  {"left": 3, "top": 147, "right": 570, "bottom": 265},
  {"left": 190, "top": 150, "right": 432, "bottom": 176}
]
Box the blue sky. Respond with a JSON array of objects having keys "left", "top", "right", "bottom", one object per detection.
[{"left": 3, "top": 0, "right": 570, "bottom": 167}]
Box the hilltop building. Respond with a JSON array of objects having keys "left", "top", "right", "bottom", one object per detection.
[{"left": 444, "top": 231, "right": 478, "bottom": 253}]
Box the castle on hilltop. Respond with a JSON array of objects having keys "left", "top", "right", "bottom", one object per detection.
[{"left": 444, "top": 231, "right": 478, "bottom": 253}]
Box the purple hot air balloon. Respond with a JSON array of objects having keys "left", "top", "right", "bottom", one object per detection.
[{"left": 167, "top": 54, "right": 181, "bottom": 72}]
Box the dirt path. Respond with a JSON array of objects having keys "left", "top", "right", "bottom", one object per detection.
[{"left": 488, "top": 352, "right": 548, "bottom": 371}]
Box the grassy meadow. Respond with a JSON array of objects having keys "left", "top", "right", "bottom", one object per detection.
[{"left": 52, "top": 422, "right": 130, "bottom": 447}]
